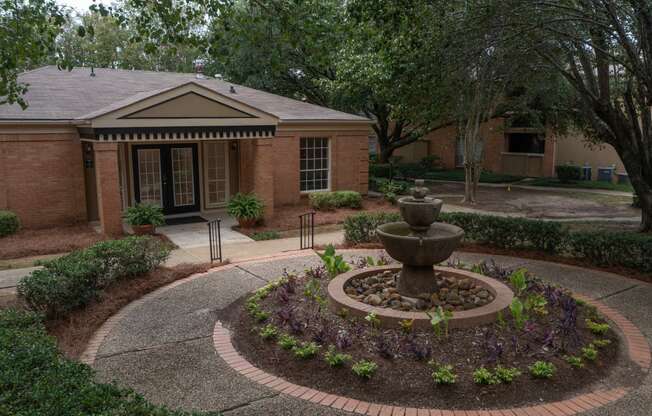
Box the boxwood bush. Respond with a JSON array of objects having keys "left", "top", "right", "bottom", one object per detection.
[
  {"left": 556, "top": 165, "right": 582, "bottom": 183},
  {"left": 343, "top": 212, "right": 401, "bottom": 244},
  {"left": 0, "top": 309, "right": 203, "bottom": 416},
  {"left": 309, "top": 191, "right": 362, "bottom": 210},
  {"left": 344, "top": 211, "right": 652, "bottom": 272},
  {"left": 0, "top": 210, "right": 20, "bottom": 237},
  {"left": 17, "top": 236, "right": 170, "bottom": 317}
]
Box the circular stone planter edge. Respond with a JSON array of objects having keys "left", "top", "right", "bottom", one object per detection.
[
  {"left": 215, "top": 294, "right": 650, "bottom": 415},
  {"left": 328, "top": 265, "right": 514, "bottom": 330}
]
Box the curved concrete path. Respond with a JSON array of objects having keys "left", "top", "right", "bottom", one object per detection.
[{"left": 90, "top": 250, "right": 652, "bottom": 415}]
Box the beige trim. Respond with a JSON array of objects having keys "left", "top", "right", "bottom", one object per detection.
[
  {"left": 0, "top": 125, "right": 79, "bottom": 134},
  {"left": 277, "top": 121, "right": 372, "bottom": 133},
  {"left": 91, "top": 83, "right": 278, "bottom": 128}
]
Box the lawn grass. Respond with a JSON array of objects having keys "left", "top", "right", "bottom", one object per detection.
[
  {"left": 526, "top": 177, "right": 634, "bottom": 192},
  {"left": 423, "top": 169, "right": 524, "bottom": 183}
]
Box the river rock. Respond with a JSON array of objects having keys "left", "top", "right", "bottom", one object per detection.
[{"left": 364, "top": 294, "right": 382, "bottom": 306}]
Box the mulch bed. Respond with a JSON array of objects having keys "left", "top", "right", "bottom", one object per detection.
[
  {"left": 235, "top": 197, "right": 397, "bottom": 237},
  {"left": 221, "top": 268, "right": 641, "bottom": 409},
  {"left": 0, "top": 225, "right": 106, "bottom": 260},
  {"left": 44, "top": 262, "right": 215, "bottom": 359}
]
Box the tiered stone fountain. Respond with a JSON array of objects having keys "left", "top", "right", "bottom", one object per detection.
[{"left": 328, "top": 180, "right": 513, "bottom": 329}]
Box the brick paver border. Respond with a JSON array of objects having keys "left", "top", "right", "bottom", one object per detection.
[
  {"left": 213, "top": 290, "right": 650, "bottom": 415},
  {"left": 79, "top": 249, "right": 650, "bottom": 415}
]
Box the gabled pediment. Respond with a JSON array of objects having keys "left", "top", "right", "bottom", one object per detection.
[
  {"left": 122, "top": 92, "right": 255, "bottom": 119},
  {"left": 88, "top": 81, "right": 278, "bottom": 129}
]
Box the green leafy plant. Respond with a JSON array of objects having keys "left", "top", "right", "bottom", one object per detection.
[
  {"left": 494, "top": 366, "right": 522, "bottom": 383},
  {"left": 509, "top": 269, "right": 528, "bottom": 296},
  {"left": 277, "top": 333, "right": 298, "bottom": 350},
  {"left": 510, "top": 298, "right": 527, "bottom": 330},
  {"left": 473, "top": 367, "right": 498, "bottom": 385},
  {"left": 427, "top": 306, "right": 452, "bottom": 338},
  {"left": 251, "top": 230, "right": 281, "bottom": 241},
  {"left": 556, "top": 165, "right": 582, "bottom": 183},
  {"left": 429, "top": 361, "right": 457, "bottom": 385},
  {"left": 524, "top": 294, "right": 548, "bottom": 315},
  {"left": 317, "top": 244, "right": 351, "bottom": 277},
  {"left": 324, "top": 346, "right": 352, "bottom": 367},
  {"left": 364, "top": 311, "right": 380, "bottom": 329},
  {"left": 529, "top": 361, "right": 556, "bottom": 379},
  {"left": 352, "top": 360, "right": 378, "bottom": 379},
  {"left": 582, "top": 345, "right": 598, "bottom": 361},
  {"left": 337, "top": 307, "right": 349, "bottom": 319},
  {"left": 253, "top": 310, "right": 270, "bottom": 323},
  {"left": 585, "top": 319, "right": 610, "bottom": 335},
  {"left": 496, "top": 311, "right": 507, "bottom": 330},
  {"left": 399, "top": 319, "right": 414, "bottom": 334},
  {"left": 227, "top": 193, "right": 265, "bottom": 223},
  {"left": 0, "top": 210, "right": 20, "bottom": 237},
  {"left": 123, "top": 203, "right": 165, "bottom": 226},
  {"left": 592, "top": 339, "right": 612, "bottom": 348},
  {"left": 303, "top": 278, "right": 326, "bottom": 307},
  {"left": 343, "top": 212, "right": 401, "bottom": 244},
  {"left": 259, "top": 324, "right": 278, "bottom": 340},
  {"left": 292, "top": 342, "right": 320, "bottom": 359},
  {"left": 564, "top": 355, "right": 585, "bottom": 369}
]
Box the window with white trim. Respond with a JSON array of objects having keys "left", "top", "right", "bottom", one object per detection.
[{"left": 300, "top": 137, "right": 329, "bottom": 191}]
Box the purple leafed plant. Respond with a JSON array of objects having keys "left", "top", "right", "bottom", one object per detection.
[
  {"left": 558, "top": 295, "right": 579, "bottom": 347},
  {"left": 484, "top": 331, "right": 504, "bottom": 363},
  {"left": 311, "top": 323, "right": 335, "bottom": 345},
  {"left": 275, "top": 286, "right": 290, "bottom": 303},
  {"left": 374, "top": 333, "right": 398, "bottom": 359},
  {"left": 406, "top": 336, "right": 432, "bottom": 360},
  {"left": 335, "top": 330, "right": 353, "bottom": 350},
  {"left": 305, "top": 265, "right": 327, "bottom": 280}
]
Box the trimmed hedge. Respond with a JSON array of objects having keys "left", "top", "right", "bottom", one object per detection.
[
  {"left": 343, "top": 211, "right": 652, "bottom": 272},
  {"left": 309, "top": 191, "right": 362, "bottom": 210},
  {"left": 0, "top": 210, "right": 20, "bottom": 237},
  {"left": 17, "top": 236, "right": 170, "bottom": 317},
  {"left": 0, "top": 309, "right": 204, "bottom": 416},
  {"left": 343, "top": 212, "right": 401, "bottom": 244},
  {"left": 556, "top": 165, "right": 582, "bottom": 183}
]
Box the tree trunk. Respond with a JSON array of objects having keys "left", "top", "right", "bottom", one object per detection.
[{"left": 628, "top": 171, "right": 652, "bottom": 232}]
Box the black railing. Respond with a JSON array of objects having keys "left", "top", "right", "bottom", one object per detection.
[
  {"left": 299, "top": 211, "right": 315, "bottom": 250},
  {"left": 207, "top": 218, "right": 222, "bottom": 263}
]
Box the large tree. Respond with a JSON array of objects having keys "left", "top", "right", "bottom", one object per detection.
[
  {"left": 498, "top": 0, "right": 652, "bottom": 231},
  {"left": 1, "top": 0, "right": 66, "bottom": 108}
]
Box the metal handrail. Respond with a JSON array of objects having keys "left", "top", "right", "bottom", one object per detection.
[
  {"left": 299, "top": 211, "right": 315, "bottom": 250},
  {"left": 207, "top": 218, "right": 222, "bottom": 262}
]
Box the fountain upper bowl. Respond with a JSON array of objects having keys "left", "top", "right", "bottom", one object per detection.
[
  {"left": 376, "top": 221, "right": 464, "bottom": 266},
  {"left": 398, "top": 196, "right": 443, "bottom": 231}
]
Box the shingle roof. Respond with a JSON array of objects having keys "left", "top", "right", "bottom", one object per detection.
[{"left": 0, "top": 66, "right": 370, "bottom": 123}]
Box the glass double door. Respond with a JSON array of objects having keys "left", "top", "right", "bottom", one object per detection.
[{"left": 132, "top": 144, "right": 200, "bottom": 215}]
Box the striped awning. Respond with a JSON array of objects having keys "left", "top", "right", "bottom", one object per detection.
[{"left": 82, "top": 125, "right": 276, "bottom": 141}]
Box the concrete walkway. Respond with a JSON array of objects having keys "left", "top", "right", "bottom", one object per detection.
[
  {"left": 425, "top": 179, "right": 635, "bottom": 197},
  {"left": 90, "top": 250, "right": 652, "bottom": 415}
]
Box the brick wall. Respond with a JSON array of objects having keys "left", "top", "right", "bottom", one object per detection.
[
  {"left": 269, "top": 127, "right": 370, "bottom": 208},
  {"left": 0, "top": 128, "right": 86, "bottom": 229}
]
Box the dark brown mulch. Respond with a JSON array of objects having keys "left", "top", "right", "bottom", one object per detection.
[
  {"left": 236, "top": 197, "right": 398, "bottom": 237},
  {"left": 0, "top": 225, "right": 106, "bottom": 260},
  {"left": 45, "top": 262, "right": 217, "bottom": 359},
  {"left": 222, "top": 273, "right": 642, "bottom": 410}
]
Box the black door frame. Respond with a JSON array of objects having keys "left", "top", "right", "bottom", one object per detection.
[{"left": 132, "top": 143, "right": 201, "bottom": 215}]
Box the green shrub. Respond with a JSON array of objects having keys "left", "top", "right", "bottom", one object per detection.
[
  {"left": 566, "top": 230, "right": 652, "bottom": 272},
  {"left": 564, "top": 355, "right": 585, "bottom": 369},
  {"left": 394, "top": 163, "right": 427, "bottom": 179},
  {"left": 0, "top": 309, "right": 200, "bottom": 416},
  {"left": 123, "top": 203, "right": 165, "bottom": 226},
  {"left": 17, "top": 236, "right": 169, "bottom": 317},
  {"left": 473, "top": 367, "right": 498, "bottom": 385},
  {"left": 429, "top": 362, "right": 457, "bottom": 385},
  {"left": 324, "top": 346, "right": 352, "bottom": 367},
  {"left": 556, "top": 165, "right": 582, "bottom": 183},
  {"left": 369, "top": 163, "right": 392, "bottom": 178},
  {"left": 419, "top": 155, "right": 441, "bottom": 170},
  {"left": 494, "top": 366, "right": 522, "bottom": 383},
  {"left": 585, "top": 319, "right": 610, "bottom": 335},
  {"left": 582, "top": 345, "right": 599, "bottom": 361},
  {"left": 351, "top": 360, "right": 378, "bottom": 379},
  {"left": 343, "top": 212, "right": 401, "bottom": 244},
  {"left": 592, "top": 339, "right": 612, "bottom": 348},
  {"left": 277, "top": 333, "right": 298, "bottom": 350},
  {"left": 292, "top": 341, "right": 320, "bottom": 359},
  {"left": 0, "top": 210, "right": 20, "bottom": 237},
  {"left": 259, "top": 324, "right": 279, "bottom": 340},
  {"left": 309, "top": 191, "right": 362, "bottom": 210},
  {"left": 251, "top": 231, "right": 281, "bottom": 241},
  {"left": 529, "top": 361, "right": 556, "bottom": 379},
  {"left": 227, "top": 193, "right": 265, "bottom": 221}
]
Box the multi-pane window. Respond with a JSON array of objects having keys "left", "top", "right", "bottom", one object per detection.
[
  {"left": 300, "top": 137, "right": 329, "bottom": 191},
  {"left": 171, "top": 147, "right": 195, "bottom": 207},
  {"left": 204, "top": 142, "right": 228, "bottom": 207}
]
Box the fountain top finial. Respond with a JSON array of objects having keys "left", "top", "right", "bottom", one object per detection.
[{"left": 411, "top": 179, "right": 429, "bottom": 200}]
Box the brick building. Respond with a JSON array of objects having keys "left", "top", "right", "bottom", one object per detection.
[{"left": 0, "top": 67, "right": 372, "bottom": 235}]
